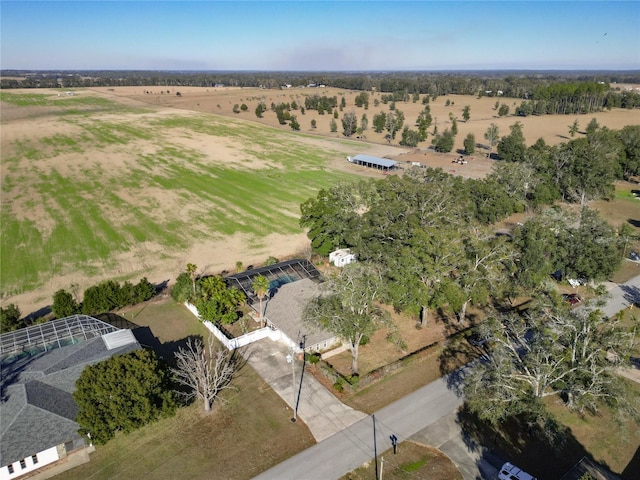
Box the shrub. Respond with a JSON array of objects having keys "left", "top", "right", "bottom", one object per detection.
[
  {"left": 265, "top": 256, "right": 279, "bottom": 266},
  {"left": 171, "top": 272, "right": 193, "bottom": 303},
  {"left": 81, "top": 278, "right": 158, "bottom": 315},
  {"left": 133, "top": 277, "right": 156, "bottom": 303},
  {"left": 74, "top": 349, "right": 175, "bottom": 444},
  {"left": 347, "top": 374, "right": 360, "bottom": 386},
  {"left": 82, "top": 280, "right": 120, "bottom": 315},
  {"left": 52, "top": 289, "right": 80, "bottom": 318},
  {"left": 306, "top": 352, "right": 321, "bottom": 364},
  {"left": 0, "top": 304, "right": 22, "bottom": 332}
]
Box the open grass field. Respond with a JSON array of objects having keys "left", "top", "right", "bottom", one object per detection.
[
  {"left": 56, "top": 298, "right": 316, "bottom": 480},
  {"left": 1, "top": 88, "right": 405, "bottom": 314},
  {"left": 2, "top": 85, "right": 639, "bottom": 317}
]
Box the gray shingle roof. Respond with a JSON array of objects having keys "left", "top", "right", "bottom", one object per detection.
[
  {"left": 1, "top": 334, "right": 140, "bottom": 466},
  {"left": 264, "top": 278, "right": 335, "bottom": 349}
]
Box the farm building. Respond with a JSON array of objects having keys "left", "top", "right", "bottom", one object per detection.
[
  {"left": 329, "top": 248, "right": 356, "bottom": 267},
  {"left": 347, "top": 154, "right": 397, "bottom": 171},
  {"left": 0, "top": 316, "right": 141, "bottom": 480}
]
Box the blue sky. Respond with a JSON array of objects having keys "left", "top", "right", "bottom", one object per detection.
[{"left": 1, "top": 1, "right": 639, "bottom": 70}]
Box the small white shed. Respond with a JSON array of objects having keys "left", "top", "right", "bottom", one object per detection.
[{"left": 329, "top": 248, "right": 356, "bottom": 267}]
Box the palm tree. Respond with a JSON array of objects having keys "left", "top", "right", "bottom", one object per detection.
[
  {"left": 186, "top": 263, "right": 197, "bottom": 297},
  {"left": 252, "top": 275, "right": 270, "bottom": 328}
]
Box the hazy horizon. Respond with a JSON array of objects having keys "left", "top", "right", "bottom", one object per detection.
[{"left": 2, "top": 1, "right": 639, "bottom": 71}]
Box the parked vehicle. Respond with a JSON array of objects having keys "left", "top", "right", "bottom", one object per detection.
[
  {"left": 562, "top": 293, "right": 582, "bottom": 305},
  {"left": 498, "top": 462, "right": 537, "bottom": 480},
  {"left": 630, "top": 251, "right": 640, "bottom": 261}
]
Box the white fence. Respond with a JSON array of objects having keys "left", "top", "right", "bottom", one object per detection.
[{"left": 184, "top": 302, "right": 298, "bottom": 351}]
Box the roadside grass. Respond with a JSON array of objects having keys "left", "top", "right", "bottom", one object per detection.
[
  {"left": 593, "top": 182, "right": 640, "bottom": 230},
  {"left": 1, "top": 106, "right": 356, "bottom": 296},
  {"left": 545, "top": 381, "right": 640, "bottom": 477},
  {"left": 611, "top": 259, "right": 640, "bottom": 283},
  {"left": 337, "top": 344, "right": 446, "bottom": 414},
  {"left": 56, "top": 368, "right": 315, "bottom": 480},
  {"left": 341, "top": 441, "right": 462, "bottom": 480},
  {"left": 56, "top": 298, "right": 315, "bottom": 480}
]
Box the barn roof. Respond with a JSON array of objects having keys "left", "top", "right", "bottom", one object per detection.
[{"left": 352, "top": 154, "right": 397, "bottom": 168}]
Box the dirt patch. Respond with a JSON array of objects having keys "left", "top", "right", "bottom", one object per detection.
[
  {"left": 92, "top": 85, "right": 640, "bottom": 155},
  {"left": 325, "top": 305, "right": 482, "bottom": 380}
]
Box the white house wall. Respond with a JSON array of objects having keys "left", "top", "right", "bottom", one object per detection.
[{"left": 1, "top": 446, "right": 59, "bottom": 480}]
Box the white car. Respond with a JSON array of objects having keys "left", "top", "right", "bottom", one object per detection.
[{"left": 498, "top": 462, "right": 537, "bottom": 480}]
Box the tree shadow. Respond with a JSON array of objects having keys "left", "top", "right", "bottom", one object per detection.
[
  {"left": 628, "top": 219, "right": 640, "bottom": 228},
  {"left": 455, "top": 405, "right": 616, "bottom": 480},
  {"left": 437, "top": 313, "right": 485, "bottom": 395},
  {"left": 619, "top": 284, "right": 640, "bottom": 306},
  {"left": 1, "top": 351, "right": 41, "bottom": 401},
  {"left": 24, "top": 305, "right": 52, "bottom": 324},
  {"left": 623, "top": 445, "right": 640, "bottom": 480},
  {"left": 158, "top": 334, "right": 204, "bottom": 365}
]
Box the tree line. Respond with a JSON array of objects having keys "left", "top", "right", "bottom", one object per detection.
[{"left": 3, "top": 70, "right": 639, "bottom": 109}]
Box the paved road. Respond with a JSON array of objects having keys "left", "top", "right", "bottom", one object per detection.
[
  {"left": 253, "top": 275, "right": 640, "bottom": 480},
  {"left": 253, "top": 374, "right": 464, "bottom": 480},
  {"left": 599, "top": 271, "right": 640, "bottom": 318}
]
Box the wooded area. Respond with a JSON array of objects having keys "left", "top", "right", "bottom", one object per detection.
[{"left": 300, "top": 122, "right": 640, "bottom": 422}]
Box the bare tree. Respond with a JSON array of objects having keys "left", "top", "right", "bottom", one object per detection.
[{"left": 171, "top": 336, "right": 240, "bottom": 413}]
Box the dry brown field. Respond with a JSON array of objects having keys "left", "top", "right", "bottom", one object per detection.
[
  {"left": 91, "top": 84, "right": 640, "bottom": 152},
  {"left": 1, "top": 85, "right": 639, "bottom": 315}
]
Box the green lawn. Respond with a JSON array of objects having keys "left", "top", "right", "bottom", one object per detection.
[
  {"left": 57, "top": 299, "right": 316, "bottom": 480},
  {"left": 1, "top": 97, "right": 357, "bottom": 296}
]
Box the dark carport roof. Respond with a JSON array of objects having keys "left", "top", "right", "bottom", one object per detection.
[{"left": 225, "top": 259, "right": 321, "bottom": 305}]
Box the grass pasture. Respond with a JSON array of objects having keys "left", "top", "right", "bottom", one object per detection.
[{"left": 1, "top": 90, "right": 371, "bottom": 311}]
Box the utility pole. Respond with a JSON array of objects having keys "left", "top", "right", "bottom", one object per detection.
[
  {"left": 286, "top": 352, "right": 297, "bottom": 422},
  {"left": 293, "top": 334, "right": 306, "bottom": 422},
  {"left": 373, "top": 414, "right": 378, "bottom": 480}
]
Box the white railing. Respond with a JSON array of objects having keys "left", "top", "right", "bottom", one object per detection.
[{"left": 184, "top": 302, "right": 298, "bottom": 351}]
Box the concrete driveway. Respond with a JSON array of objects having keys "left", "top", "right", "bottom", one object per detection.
[
  {"left": 243, "top": 338, "right": 366, "bottom": 442},
  {"left": 598, "top": 273, "right": 640, "bottom": 318}
]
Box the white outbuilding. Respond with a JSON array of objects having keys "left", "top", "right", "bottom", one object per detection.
[{"left": 329, "top": 248, "right": 357, "bottom": 267}]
